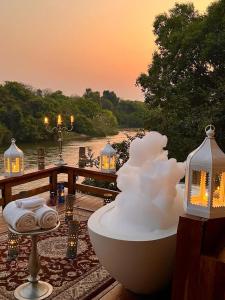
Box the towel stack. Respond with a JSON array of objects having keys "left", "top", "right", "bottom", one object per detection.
[{"left": 3, "top": 196, "right": 59, "bottom": 232}]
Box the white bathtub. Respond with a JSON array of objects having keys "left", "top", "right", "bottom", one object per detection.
[{"left": 88, "top": 203, "right": 177, "bottom": 294}]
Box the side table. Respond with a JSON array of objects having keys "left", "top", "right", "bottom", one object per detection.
[{"left": 8, "top": 222, "right": 60, "bottom": 300}]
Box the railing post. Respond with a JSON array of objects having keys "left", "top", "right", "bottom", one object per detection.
[
  {"left": 78, "top": 147, "right": 86, "bottom": 168},
  {"left": 49, "top": 170, "right": 58, "bottom": 195},
  {"left": 3, "top": 183, "right": 12, "bottom": 206},
  {"left": 37, "top": 148, "right": 45, "bottom": 170},
  {"left": 68, "top": 169, "right": 76, "bottom": 195}
]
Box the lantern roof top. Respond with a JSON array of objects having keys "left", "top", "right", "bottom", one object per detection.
[
  {"left": 4, "top": 138, "right": 24, "bottom": 158},
  {"left": 188, "top": 125, "right": 225, "bottom": 171},
  {"left": 100, "top": 141, "right": 116, "bottom": 156}
]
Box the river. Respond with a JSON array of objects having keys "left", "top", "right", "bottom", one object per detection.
[{"left": 0, "top": 130, "right": 137, "bottom": 176}]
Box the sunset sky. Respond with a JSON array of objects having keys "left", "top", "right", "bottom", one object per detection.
[{"left": 0, "top": 0, "right": 213, "bottom": 100}]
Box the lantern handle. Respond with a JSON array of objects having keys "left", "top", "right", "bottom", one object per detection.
[{"left": 205, "top": 124, "right": 215, "bottom": 138}]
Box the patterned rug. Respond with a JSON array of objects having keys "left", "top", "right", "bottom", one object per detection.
[{"left": 0, "top": 213, "right": 114, "bottom": 300}]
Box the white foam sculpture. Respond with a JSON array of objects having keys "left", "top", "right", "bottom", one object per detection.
[{"left": 88, "top": 131, "right": 185, "bottom": 294}]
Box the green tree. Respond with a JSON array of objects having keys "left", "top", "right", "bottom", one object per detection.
[
  {"left": 102, "top": 90, "right": 120, "bottom": 107},
  {"left": 92, "top": 110, "right": 118, "bottom": 136},
  {"left": 0, "top": 81, "right": 149, "bottom": 145},
  {"left": 83, "top": 88, "right": 101, "bottom": 104},
  {"left": 116, "top": 100, "right": 151, "bottom": 128},
  {"left": 137, "top": 1, "right": 225, "bottom": 160}
]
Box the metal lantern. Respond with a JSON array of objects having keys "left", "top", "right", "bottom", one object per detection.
[
  {"left": 65, "top": 194, "right": 75, "bottom": 222},
  {"left": 7, "top": 231, "right": 19, "bottom": 260},
  {"left": 57, "top": 182, "right": 65, "bottom": 204},
  {"left": 100, "top": 141, "right": 116, "bottom": 173},
  {"left": 185, "top": 125, "right": 225, "bottom": 218},
  {"left": 4, "top": 138, "right": 24, "bottom": 177},
  {"left": 66, "top": 220, "right": 79, "bottom": 259},
  {"left": 103, "top": 193, "right": 114, "bottom": 205}
]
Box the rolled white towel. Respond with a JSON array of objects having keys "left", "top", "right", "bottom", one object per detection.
[
  {"left": 16, "top": 196, "right": 46, "bottom": 210},
  {"left": 3, "top": 201, "right": 39, "bottom": 232},
  {"left": 35, "top": 205, "right": 59, "bottom": 229}
]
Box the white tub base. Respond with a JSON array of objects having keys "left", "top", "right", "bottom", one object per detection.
[{"left": 88, "top": 203, "right": 176, "bottom": 294}]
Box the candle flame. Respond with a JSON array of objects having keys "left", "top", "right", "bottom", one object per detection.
[
  {"left": 44, "top": 116, "right": 49, "bottom": 125},
  {"left": 57, "top": 114, "right": 62, "bottom": 125}
]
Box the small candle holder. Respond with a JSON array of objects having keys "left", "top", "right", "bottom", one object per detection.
[
  {"left": 57, "top": 182, "right": 65, "bottom": 204},
  {"left": 65, "top": 194, "right": 75, "bottom": 222},
  {"left": 66, "top": 220, "right": 79, "bottom": 259},
  {"left": 8, "top": 231, "right": 19, "bottom": 260},
  {"left": 103, "top": 193, "right": 113, "bottom": 205},
  {"left": 48, "top": 191, "right": 57, "bottom": 207}
]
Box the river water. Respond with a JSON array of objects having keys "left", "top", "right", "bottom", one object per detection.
[{"left": 0, "top": 130, "right": 136, "bottom": 176}]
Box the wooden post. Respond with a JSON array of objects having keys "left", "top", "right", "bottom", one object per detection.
[
  {"left": 199, "top": 256, "right": 225, "bottom": 300},
  {"left": 67, "top": 169, "right": 76, "bottom": 195},
  {"left": 3, "top": 183, "right": 12, "bottom": 206},
  {"left": 78, "top": 147, "right": 86, "bottom": 168},
  {"left": 37, "top": 148, "right": 45, "bottom": 170},
  {"left": 172, "top": 215, "right": 225, "bottom": 300},
  {"left": 49, "top": 170, "right": 57, "bottom": 195}
]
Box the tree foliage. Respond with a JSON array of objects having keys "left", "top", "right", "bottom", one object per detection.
[
  {"left": 0, "top": 82, "right": 149, "bottom": 145},
  {"left": 137, "top": 0, "right": 225, "bottom": 161}
]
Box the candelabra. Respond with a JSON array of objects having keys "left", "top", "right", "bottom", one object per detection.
[{"left": 44, "top": 115, "right": 74, "bottom": 166}]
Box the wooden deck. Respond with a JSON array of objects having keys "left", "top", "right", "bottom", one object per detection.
[{"left": 0, "top": 192, "right": 170, "bottom": 300}]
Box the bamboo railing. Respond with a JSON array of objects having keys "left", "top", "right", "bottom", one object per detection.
[{"left": 0, "top": 166, "right": 118, "bottom": 207}]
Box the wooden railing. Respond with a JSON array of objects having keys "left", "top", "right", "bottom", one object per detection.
[{"left": 0, "top": 166, "right": 118, "bottom": 207}]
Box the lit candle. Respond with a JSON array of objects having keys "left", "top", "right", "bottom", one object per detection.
[
  {"left": 70, "top": 115, "right": 74, "bottom": 124},
  {"left": 57, "top": 114, "right": 62, "bottom": 126},
  {"left": 12, "top": 162, "right": 16, "bottom": 172},
  {"left": 44, "top": 116, "right": 49, "bottom": 125}
]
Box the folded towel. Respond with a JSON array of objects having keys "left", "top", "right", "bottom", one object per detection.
[
  {"left": 16, "top": 196, "right": 46, "bottom": 210},
  {"left": 3, "top": 202, "right": 39, "bottom": 232},
  {"left": 35, "top": 205, "right": 59, "bottom": 229}
]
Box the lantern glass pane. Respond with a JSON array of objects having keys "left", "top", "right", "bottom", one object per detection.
[
  {"left": 101, "top": 155, "right": 109, "bottom": 170},
  {"left": 109, "top": 156, "right": 115, "bottom": 169},
  {"left": 12, "top": 158, "right": 20, "bottom": 173},
  {"left": 5, "top": 158, "right": 11, "bottom": 172},
  {"left": 190, "top": 170, "right": 209, "bottom": 207},
  {"left": 212, "top": 173, "right": 225, "bottom": 208}
]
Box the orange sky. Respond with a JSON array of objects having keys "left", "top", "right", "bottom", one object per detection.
[{"left": 0, "top": 0, "right": 213, "bottom": 100}]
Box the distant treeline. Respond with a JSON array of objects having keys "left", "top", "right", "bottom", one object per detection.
[{"left": 0, "top": 82, "right": 150, "bottom": 145}]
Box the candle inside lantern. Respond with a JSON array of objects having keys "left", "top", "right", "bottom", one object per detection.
[
  {"left": 57, "top": 114, "right": 62, "bottom": 126},
  {"left": 70, "top": 115, "right": 74, "bottom": 124},
  {"left": 12, "top": 162, "right": 17, "bottom": 172},
  {"left": 44, "top": 116, "right": 49, "bottom": 125},
  {"left": 8, "top": 232, "right": 19, "bottom": 260}
]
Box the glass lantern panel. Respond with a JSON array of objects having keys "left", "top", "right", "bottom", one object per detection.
[
  {"left": 5, "top": 158, "right": 11, "bottom": 173},
  {"left": 109, "top": 156, "right": 116, "bottom": 169},
  {"left": 21, "top": 158, "right": 24, "bottom": 172},
  {"left": 101, "top": 155, "right": 110, "bottom": 170},
  {"left": 11, "top": 158, "right": 20, "bottom": 173},
  {"left": 190, "top": 170, "right": 209, "bottom": 207},
  {"left": 212, "top": 173, "right": 225, "bottom": 208}
]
